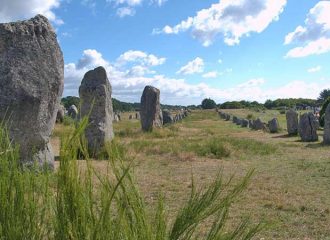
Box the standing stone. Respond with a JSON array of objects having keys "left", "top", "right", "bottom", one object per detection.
[
  {"left": 136, "top": 112, "right": 140, "bottom": 119},
  {"left": 0, "top": 15, "right": 64, "bottom": 169},
  {"left": 79, "top": 66, "right": 114, "bottom": 156},
  {"left": 253, "top": 118, "right": 264, "bottom": 130},
  {"left": 56, "top": 104, "right": 66, "bottom": 123},
  {"left": 248, "top": 120, "right": 254, "bottom": 129},
  {"left": 162, "top": 109, "right": 174, "bottom": 124},
  {"left": 268, "top": 118, "right": 279, "bottom": 133},
  {"left": 299, "top": 112, "right": 318, "bottom": 142},
  {"left": 241, "top": 119, "right": 249, "bottom": 128},
  {"left": 113, "top": 114, "right": 119, "bottom": 123},
  {"left": 323, "top": 104, "right": 330, "bottom": 144},
  {"left": 233, "top": 116, "right": 238, "bottom": 124},
  {"left": 68, "top": 105, "right": 78, "bottom": 119},
  {"left": 286, "top": 109, "right": 298, "bottom": 135},
  {"left": 117, "top": 112, "right": 121, "bottom": 121},
  {"left": 236, "top": 118, "right": 242, "bottom": 125},
  {"left": 140, "top": 86, "right": 163, "bottom": 132}
]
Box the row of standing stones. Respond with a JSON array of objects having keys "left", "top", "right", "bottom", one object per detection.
[
  {"left": 218, "top": 108, "right": 330, "bottom": 143},
  {"left": 0, "top": 15, "right": 190, "bottom": 169}
]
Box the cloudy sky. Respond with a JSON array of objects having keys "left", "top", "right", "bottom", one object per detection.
[{"left": 1, "top": 0, "right": 330, "bottom": 105}]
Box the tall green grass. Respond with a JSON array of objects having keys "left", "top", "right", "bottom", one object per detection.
[{"left": 0, "top": 120, "right": 262, "bottom": 239}]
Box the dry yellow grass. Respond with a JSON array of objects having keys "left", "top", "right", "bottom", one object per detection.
[{"left": 52, "top": 109, "right": 330, "bottom": 239}]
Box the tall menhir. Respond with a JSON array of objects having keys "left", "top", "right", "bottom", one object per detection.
[
  {"left": 0, "top": 15, "right": 64, "bottom": 169},
  {"left": 140, "top": 85, "right": 163, "bottom": 132},
  {"left": 79, "top": 66, "right": 114, "bottom": 157}
]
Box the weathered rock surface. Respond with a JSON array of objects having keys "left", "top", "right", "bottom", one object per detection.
[
  {"left": 79, "top": 66, "right": 114, "bottom": 156},
  {"left": 0, "top": 15, "right": 64, "bottom": 168},
  {"left": 248, "top": 120, "right": 254, "bottom": 128},
  {"left": 323, "top": 104, "right": 330, "bottom": 144},
  {"left": 56, "top": 104, "right": 65, "bottom": 123},
  {"left": 162, "top": 109, "right": 173, "bottom": 124},
  {"left": 299, "top": 112, "right": 318, "bottom": 142},
  {"left": 113, "top": 114, "right": 120, "bottom": 123},
  {"left": 241, "top": 119, "right": 249, "bottom": 128},
  {"left": 268, "top": 118, "right": 279, "bottom": 133},
  {"left": 233, "top": 116, "right": 238, "bottom": 124},
  {"left": 253, "top": 118, "right": 264, "bottom": 130},
  {"left": 140, "top": 86, "right": 163, "bottom": 131},
  {"left": 286, "top": 109, "right": 298, "bottom": 135},
  {"left": 68, "top": 105, "right": 78, "bottom": 119}
]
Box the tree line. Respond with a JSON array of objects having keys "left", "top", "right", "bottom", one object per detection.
[
  {"left": 61, "top": 96, "right": 187, "bottom": 112},
  {"left": 61, "top": 89, "right": 330, "bottom": 113}
]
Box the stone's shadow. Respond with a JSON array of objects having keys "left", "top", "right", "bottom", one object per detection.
[
  {"left": 305, "top": 143, "right": 328, "bottom": 149},
  {"left": 55, "top": 156, "right": 61, "bottom": 161},
  {"left": 271, "top": 134, "right": 296, "bottom": 139}
]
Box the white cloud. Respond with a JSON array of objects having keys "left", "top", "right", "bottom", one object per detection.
[
  {"left": 154, "top": 0, "right": 287, "bottom": 46},
  {"left": 0, "top": 0, "right": 62, "bottom": 24},
  {"left": 285, "top": 1, "right": 330, "bottom": 58},
  {"left": 202, "top": 71, "right": 218, "bottom": 78},
  {"left": 116, "top": 7, "right": 136, "bottom": 17},
  {"left": 307, "top": 65, "right": 322, "bottom": 73},
  {"left": 177, "top": 57, "right": 204, "bottom": 75},
  {"left": 107, "top": 0, "right": 166, "bottom": 17},
  {"left": 151, "top": 0, "right": 167, "bottom": 6},
  {"left": 116, "top": 50, "right": 166, "bottom": 66},
  {"left": 77, "top": 49, "right": 108, "bottom": 69},
  {"left": 218, "top": 59, "right": 223, "bottom": 64},
  {"left": 64, "top": 49, "right": 329, "bottom": 105},
  {"left": 285, "top": 37, "right": 330, "bottom": 58}
]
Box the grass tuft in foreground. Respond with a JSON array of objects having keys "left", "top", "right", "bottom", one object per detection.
[{"left": 0, "top": 119, "right": 262, "bottom": 239}]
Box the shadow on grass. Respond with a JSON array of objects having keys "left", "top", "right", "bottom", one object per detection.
[
  {"left": 305, "top": 142, "right": 328, "bottom": 149},
  {"left": 271, "top": 134, "right": 297, "bottom": 139}
]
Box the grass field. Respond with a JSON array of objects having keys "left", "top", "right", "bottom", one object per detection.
[{"left": 52, "top": 109, "right": 330, "bottom": 239}]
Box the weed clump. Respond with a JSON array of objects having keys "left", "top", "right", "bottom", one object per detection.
[{"left": 195, "top": 139, "right": 231, "bottom": 159}]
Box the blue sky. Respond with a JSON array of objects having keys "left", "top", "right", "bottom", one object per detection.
[{"left": 1, "top": 0, "right": 330, "bottom": 105}]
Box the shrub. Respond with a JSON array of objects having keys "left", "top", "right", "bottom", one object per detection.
[
  {"left": 319, "top": 96, "right": 330, "bottom": 127},
  {"left": 201, "top": 98, "right": 217, "bottom": 109},
  {"left": 246, "top": 114, "right": 255, "bottom": 120},
  {"left": 279, "top": 110, "right": 286, "bottom": 114}
]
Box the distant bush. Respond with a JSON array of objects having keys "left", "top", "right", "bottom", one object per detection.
[
  {"left": 279, "top": 110, "right": 286, "bottom": 114},
  {"left": 264, "top": 98, "right": 317, "bottom": 109},
  {"left": 317, "top": 89, "right": 330, "bottom": 104},
  {"left": 201, "top": 98, "right": 217, "bottom": 109},
  {"left": 220, "top": 101, "right": 264, "bottom": 110},
  {"left": 319, "top": 96, "right": 330, "bottom": 127},
  {"left": 246, "top": 114, "right": 255, "bottom": 120},
  {"left": 61, "top": 96, "right": 80, "bottom": 109}
]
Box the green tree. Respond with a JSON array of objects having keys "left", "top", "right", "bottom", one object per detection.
[
  {"left": 201, "top": 98, "right": 217, "bottom": 109},
  {"left": 319, "top": 96, "right": 330, "bottom": 127},
  {"left": 264, "top": 100, "right": 274, "bottom": 109},
  {"left": 61, "top": 96, "right": 80, "bottom": 109},
  {"left": 318, "top": 89, "right": 330, "bottom": 104}
]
